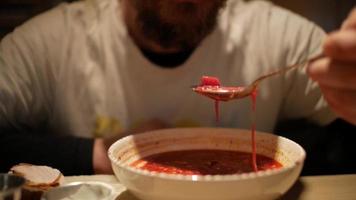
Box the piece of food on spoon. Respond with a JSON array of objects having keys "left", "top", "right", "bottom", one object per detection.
[
  {"left": 195, "top": 75, "right": 223, "bottom": 98},
  {"left": 9, "top": 163, "right": 64, "bottom": 200},
  {"left": 200, "top": 75, "right": 221, "bottom": 86}
]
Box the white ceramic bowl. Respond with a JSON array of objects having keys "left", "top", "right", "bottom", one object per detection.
[{"left": 108, "top": 128, "right": 305, "bottom": 200}]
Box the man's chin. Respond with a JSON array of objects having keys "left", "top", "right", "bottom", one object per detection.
[
  {"left": 159, "top": 1, "right": 202, "bottom": 20},
  {"left": 132, "top": 0, "right": 226, "bottom": 52},
  {"left": 174, "top": 0, "right": 204, "bottom": 4}
]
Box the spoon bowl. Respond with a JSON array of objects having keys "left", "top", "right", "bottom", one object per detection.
[{"left": 191, "top": 85, "right": 253, "bottom": 101}]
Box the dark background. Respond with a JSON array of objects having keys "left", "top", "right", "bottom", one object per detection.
[
  {"left": 0, "top": 0, "right": 355, "bottom": 38},
  {"left": 271, "top": 0, "right": 355, "bottom": 32},
  {"left": 0, "top": 0, "right": 72, "bottom": 38}
]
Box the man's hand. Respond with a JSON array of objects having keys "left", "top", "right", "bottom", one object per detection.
[
  {"left": 93, "top": 119, "right": 169, "bottom": 174},
  {"left": 93, "top": 138, "right": 113, "bottom": 174},
  {"left": 308, "top": 8, "right": 356, "bottom": 125}
]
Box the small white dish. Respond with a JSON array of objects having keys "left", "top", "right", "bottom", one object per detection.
[{"left": 41, "top": 181, "right": 115, "bottom": 200}]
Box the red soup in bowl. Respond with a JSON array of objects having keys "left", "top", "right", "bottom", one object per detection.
[{"left": 131, "top": 149, "right": 282, "bottom": 175}]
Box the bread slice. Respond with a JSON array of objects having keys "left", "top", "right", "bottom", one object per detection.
[{"left": 10, "top": 163, "right": 64, "bottom": 190}]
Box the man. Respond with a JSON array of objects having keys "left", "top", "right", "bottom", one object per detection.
[{"left": 0, "top": 0, "right": 355, "bottom": 175}]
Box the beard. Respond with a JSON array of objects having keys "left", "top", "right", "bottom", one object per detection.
[{"left": 130, "top": 0, "right": 227, "bottom": 51}]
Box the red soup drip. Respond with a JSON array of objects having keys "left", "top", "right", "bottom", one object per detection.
[
  {"left": 131, "top": 150, "right": 282, "bottom": 175},
  {"left": 195, "top": 76, "right": 262, "bottom": 172},
  {"left": 250, "top": 88, "right": 258, "bottom": 171},
  {"left": 200, "top": 76, "right": 221, "bottom": 123},
  {"left": 215, "top": 100, "right": 220, "bottom": 123}
]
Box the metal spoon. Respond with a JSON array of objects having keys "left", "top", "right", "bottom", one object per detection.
[{"left": 192, "top": 54, "right": 323, "bottom": 101}]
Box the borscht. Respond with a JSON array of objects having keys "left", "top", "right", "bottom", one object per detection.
[{"left": 130, "top": 150, "right": 282, "bottom": 175}]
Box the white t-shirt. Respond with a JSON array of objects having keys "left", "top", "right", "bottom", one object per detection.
[{"left": 0, "top": 0, "right": 336, "bottom": 138}]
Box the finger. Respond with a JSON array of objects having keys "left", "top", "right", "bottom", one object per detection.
[
  {"left": 324, "top": 30, "right": 356, "bottom": 62},
  {"left": 308, "top": 57, "right": 356, "bottom": 90},
  {"left": 320, "top": 86, "right": 356, "bottom": 125},
  {"left": 341, "top": 7, "right": 356, "bottom": 30}
]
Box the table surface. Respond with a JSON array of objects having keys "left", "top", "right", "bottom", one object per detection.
[{"left": 65, "top": 174, "right": 356, "bottom": 200}]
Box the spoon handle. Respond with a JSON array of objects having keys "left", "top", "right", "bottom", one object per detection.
[{"left": 251, "top": 53, "right": 324, "bottom": 87}]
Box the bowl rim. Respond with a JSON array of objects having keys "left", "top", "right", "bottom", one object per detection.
[{"left": 108, "top": 127, "right": 306, "bottom": 182}]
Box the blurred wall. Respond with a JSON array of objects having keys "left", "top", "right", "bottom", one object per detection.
[
  {"left": 0, "top": 0, "right": 355, "bottom": 38},
  {"left": 270, "top": 0, "right": 355, "bottom": 32}
]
